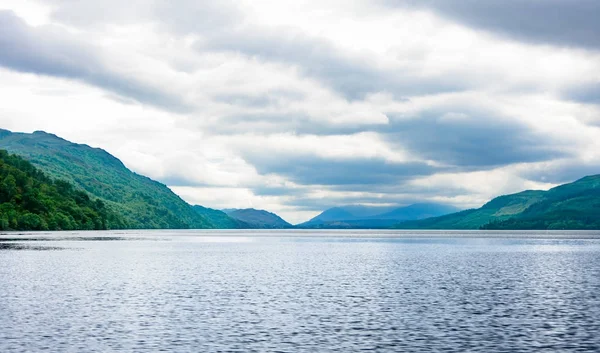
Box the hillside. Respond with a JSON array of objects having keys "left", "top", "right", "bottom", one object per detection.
[
  {"left": 0, "top": 150, "right": 126, "bottom": 230},
  {"left": 300, "top": 203, "right": 460, "bottom": 228},
  {"left": 192, "top": 206, "right": 252, "bottom": 229},
  {"left": 0, "top": 129, "right": 214, "bottom": 229},
  {"left": 396, "top": 175, "right": 600, "bottom": 230},
  {"left": 225, "top": 208, "right": 292, "bottom": 229}
]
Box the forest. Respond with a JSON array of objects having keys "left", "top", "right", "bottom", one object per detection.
[{"left": 0, "top": 149, "right": 126, "bottom": 231}]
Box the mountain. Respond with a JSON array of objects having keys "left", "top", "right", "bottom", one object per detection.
[
  {"left": 0, "top": 149, "right": 126, "bottom": 230},
  {"left": 396, "top": 175, "right": 600, "bottom": 230},
  {"left": 304, "top": 207, "right": 358, "bottom": 223},
  {"left": 0, "top": 129, "right": 217, "bottom": 229},
  {"left": 307, "top": 205, "right": 396, "bottom": 222},
  {"left": 300, "top": 203, "right": 460, "bottom": 228},
  {"left": 192, "top": 206, "right": 253, "bottom": 229},
  {"left": 370, "top": 203, "right": 461, "bottom": 220},
  {"left": 224, "top": 208, "right": 292, "bottom": 229}
]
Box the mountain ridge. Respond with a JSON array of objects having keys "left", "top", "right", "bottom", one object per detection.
[
  {"left": 300, "top": 203, "right": 460, "bottom": 228},
  {"left": 3, "top": 129, "right": 600, "bottom": 230},
  {"left": 396, "top": 175, "right": 600, "bottom": 230},
  {"left": 0, "top": 129, "right": 217, "bottom": 229},
  {"left": 224, "top": 208, "right": 293, "bottom": 229}
]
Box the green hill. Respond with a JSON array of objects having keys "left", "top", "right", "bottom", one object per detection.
[
  {"left": 0, "top": 149, "right": 126, "bottom": 230},
  {"left": 0, "top": 129, "right": 216, "bottom": 229},
  {"left": 192, "top": 205, "right": 253, "bottom": 229},
  {"left": 224, "top": 208, "right": 292, "bottom": 229},
  {"left": 396, "top": 176, "right": 600, "bottom": 230}
]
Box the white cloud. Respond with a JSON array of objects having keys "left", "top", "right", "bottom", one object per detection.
[{"left": 1, "top": 0, "right": 599, "bottom": 223}]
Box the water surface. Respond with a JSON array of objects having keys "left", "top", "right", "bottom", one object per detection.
[{"left": 1, "top": 230, "right": 599, "bottom": 352}]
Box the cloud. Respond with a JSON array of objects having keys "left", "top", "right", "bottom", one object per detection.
[
  {"left": 196, "top": 26, "right": 465, "bottom": 100},
  {"left": 516, "top": 158, "right": 600, "bottom": 184},
  {"left": 565, "top": 83, "right": 600, "bottom": 105},
  {"left": 389, "top": 0, "right": 600, "bottom": 50},
  {"left": 1, "top": 0, "right": 599, "bottom": 223},
  {"left": 45, "top": 0, "right": 243, "bottom": 32},
  {"left": 242, "top": 153, "right": 439, "bottom": 186},
  {"left": 382, "top": 109, "right": 570, "bottom": 167},
  {"left": 0, "top": 10, "right": 190, "bottom": 112}
]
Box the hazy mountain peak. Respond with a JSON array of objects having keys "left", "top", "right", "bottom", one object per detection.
[{"left": 301, "top": 202, "right": 460, "bottom": 228}]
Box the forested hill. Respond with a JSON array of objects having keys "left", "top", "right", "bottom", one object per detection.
[
  {"left": 192, "top": 206, "right": 253, "bottom": 229},
  {"left": 0, "top": 129, "right": 214, "bottom": 229},
  {"left": 396, "top": 175, "right": 600, "bottom": 230},
  {"left": 0, "top": 150, "right": 126, "bottom": 230},
  {"left": 224, "top": 208, "right": 293, "bottom": 229}
]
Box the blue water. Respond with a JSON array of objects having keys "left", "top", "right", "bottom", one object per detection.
[{"left": 1, "top": 230, "right": 600, "bottom": 352}]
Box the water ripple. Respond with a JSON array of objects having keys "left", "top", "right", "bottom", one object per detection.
[{"left": 0, "top": 231, "right": 599, "bottom": 352}]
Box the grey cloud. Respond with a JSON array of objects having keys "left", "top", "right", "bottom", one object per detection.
[
  {"left": 203, "top": 112, "right": 374, "bottom": 136},
  {"left": 564, "top": 83, "right": 600, "bottom": 105},
  {"left": 274, "top": 193, "right": 453, "bottom": 214},
  {"left": 241, "top": 168, "right": 474, "bottom": 215},
  {"left": 214, "top": 90, "right": 305, "bottom": 109},
  {"left": 0, "top": 10, "right": 190, "bottom": 112},
  {"left": 242, "top": 153, "right": 440, "bottom": 186},
  {"left": 196, "top": 27, "right": 465, "bottom": 100},
  {"left": 381, "top": 110, "right": 570, "bottom": 167},
  {"left": 327, "top": 182, "right": 472, "bottom": 198},
  {"left": 520, "top": 160, "right": 600, "bottom": 184},
  {"left": 253, "top": 181, "right": 468, "bottom": 202},
  {"left": 388, "top": 0, "right": 600, "bottom": 50}
]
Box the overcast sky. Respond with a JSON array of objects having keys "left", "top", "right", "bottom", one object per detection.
[{"left": 1, "top": 0, "right": 599, "bottom": 223}]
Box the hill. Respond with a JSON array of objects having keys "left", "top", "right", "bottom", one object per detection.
[
  {"left": 396, "top": 175, "right": 600, "bottom": 230},
  {"left": 0, "top": 129, "right": 216, "bottom": 229},
  {"left": 0, "top": 150, "right": 126, "bottom": 230},
  {"left": 224, "top": 208, "right": 292, "bottom": 229},
  {"left": 192, "top": 206, "right": 253, "bottom": 229},
  {"left": 300, "top": 203, "right": 460, "bottom": 228}
]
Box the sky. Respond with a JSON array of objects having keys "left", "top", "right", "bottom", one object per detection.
[{"left": 0, "top": 0, "right": 599, "bottom": 224}]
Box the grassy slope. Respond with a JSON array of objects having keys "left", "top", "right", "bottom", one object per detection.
[
  {"left": 396, "top": 176, "right": 600, "bottom": 230},
  {"left": 483, "top": 175, "right": 600, "bottom": 229},
  {"left": 0, "top": 129, "right": 214, "bottom": 229}
]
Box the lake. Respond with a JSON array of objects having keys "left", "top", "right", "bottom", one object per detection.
[{"left": 1, "top": 230, "right": 600, "bottom": 352}]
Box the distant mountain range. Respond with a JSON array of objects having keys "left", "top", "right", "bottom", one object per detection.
[
  {"left": 223, "top": 208, "right": 293, "bottom": 229},
  {"left": 0, "top": 128, "right": 295, "bottom": 230},
  {"left": 2, "top": 128, "right": 600, "bottom": 230},
  {"left": 396, "top": 175, "right": 600, "bottom": 230},
  {"left": 300, "top": 203, "right": 461, "bottom": 228}
]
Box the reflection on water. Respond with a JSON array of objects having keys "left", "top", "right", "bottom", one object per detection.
[
  {"left": 0, "top": 243, "right": 67, "bottom": 251},
  {"left": 0, "top": 237, "right": 129, "bottom": 242},
  {"left": 1, "top": 230, "right": 599, "bottom": 352}
]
